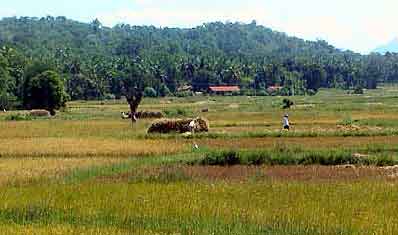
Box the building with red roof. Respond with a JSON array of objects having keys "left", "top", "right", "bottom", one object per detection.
[{"left": 209, "top": 86, "right": 240, "bottom": 94}]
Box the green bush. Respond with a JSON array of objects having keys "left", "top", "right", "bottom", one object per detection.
[{"left": 282, "top": 98, "right": 294, "bottom": 109}]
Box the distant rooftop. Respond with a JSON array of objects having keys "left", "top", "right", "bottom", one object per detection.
[{"left": 209, "top": 86, "right": 240, "bottom": 92}]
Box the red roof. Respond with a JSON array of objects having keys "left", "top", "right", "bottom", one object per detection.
[{"left": 209, "top": 86, "right": 240, "bottom": 92}]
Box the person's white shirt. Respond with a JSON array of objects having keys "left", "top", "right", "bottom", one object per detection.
[
  {"left": 283, "top": 116, "right": 289, "bottom": 127},
  {"left": 189, "top": 120, "right": 195, "bottom": 128}
]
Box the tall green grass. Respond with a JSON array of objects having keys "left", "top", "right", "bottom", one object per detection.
[
  {"left": 192, "top": 148, "right": 398, "bottom": 166},
  {"left": 0, "top": 181, "right": 397, "bottom": 234}
]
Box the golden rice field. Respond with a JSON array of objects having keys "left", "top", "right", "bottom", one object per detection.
[{"left": 1, "top": 88, "right": 398, "bottom": 234}]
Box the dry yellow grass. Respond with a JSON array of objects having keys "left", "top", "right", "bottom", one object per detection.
[
  {"left": 0, "top": 120, "right": 151, "bottom": 138},
  {"left": 0, "top": 138, "right": 187, "bottom": 158},
  {"left": 0, "top": 157, "right": 124, "bottom": 185}
]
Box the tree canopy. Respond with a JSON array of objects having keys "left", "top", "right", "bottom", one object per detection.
[{"left": 23, "top": 70, "right": 67, "bottom": 115}]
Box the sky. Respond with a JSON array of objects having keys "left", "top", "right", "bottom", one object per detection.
[{"left": 1, "top": 0, "right": 398, "bottom": 54}]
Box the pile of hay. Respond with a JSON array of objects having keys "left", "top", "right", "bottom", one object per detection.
[
  {"left": 30, "top": 110, "right": 51, "bottom": 117},
  {"left": 148, "top": 117, "right": 209, "bottom": 134},
  {"left": 121, "top": 111, "right": 163, "bottom": 119},
  {"left": 136, "top": 111, "right": 164, "bottom": 119}
]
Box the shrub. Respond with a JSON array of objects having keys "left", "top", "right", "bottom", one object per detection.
[
  {"left": 144, "top": 87, "right": 158, "bottom": 97},
  {"left": 282, "top": 98, "right": 294, "bottom": 109}
]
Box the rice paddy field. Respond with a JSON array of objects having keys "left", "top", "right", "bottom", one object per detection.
[{"left": 1, "top": 87, "right": 398, "bottom": 234}]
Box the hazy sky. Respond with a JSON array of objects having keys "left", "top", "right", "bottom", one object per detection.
[{"left": 1, "top": 0, "right": 397, "bottom": 54}]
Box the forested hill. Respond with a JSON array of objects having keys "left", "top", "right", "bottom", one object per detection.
[
  {"left": 0, "top": 17, "right": 343, "bottom": 60},
  {"left": 0, "top": 16, "right": 398, "bottom": 106}
]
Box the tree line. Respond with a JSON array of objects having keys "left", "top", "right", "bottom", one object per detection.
[{"left": 0, "top": 16, "right": 398, "bottom": 112}]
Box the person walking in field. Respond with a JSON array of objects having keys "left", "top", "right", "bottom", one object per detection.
[
  {"left": 189, "top": 119, "right": 199, "bottom": 149},
  {"left": 283, "top": 114, "right": 290, "bottom": 130}
]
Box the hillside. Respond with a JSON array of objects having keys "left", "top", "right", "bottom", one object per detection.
[
  {"left": 0, "top": 17, "right": 343, "bottom": 60},
  {"left": 0, "top": 16, "right": 397, "bottom": 107}
]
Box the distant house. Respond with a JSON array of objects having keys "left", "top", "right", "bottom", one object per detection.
[
  {"left": 209, "top": 86, "right": 240, "bottom": 95},
  {"left": 267, "top": 85, "right": 284, "bottom": 93}
]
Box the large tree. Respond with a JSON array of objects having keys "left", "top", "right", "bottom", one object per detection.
[
  {"left": 119, "top": 58, "right": 149, "bottom": 125},
  {"left": 23, "top": 70, "right": 67, "bottom": 115}
]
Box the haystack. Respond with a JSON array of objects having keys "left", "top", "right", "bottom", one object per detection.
[
  {"left": 30, "top": 110, "right": 51, "bottom": 117},
  {"left": 148, "top": 117, "right": 209, "bottom": 134},
  {"left": 136, "top": 111, "right": 164, "bottom": 119}
]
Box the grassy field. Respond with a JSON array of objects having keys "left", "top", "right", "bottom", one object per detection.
[{"left": 1, "top": 87, "right": 398, "bottom": 234}]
